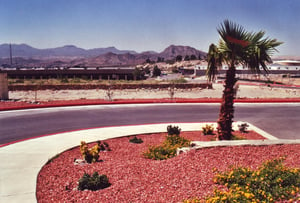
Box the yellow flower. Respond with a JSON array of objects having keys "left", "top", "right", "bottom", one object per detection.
[
  {"left": 244, "top": 193, "right": 252, "bottom": 199},
  {"left": 221, "top": 196, "right": 227, "bottom": 200}
]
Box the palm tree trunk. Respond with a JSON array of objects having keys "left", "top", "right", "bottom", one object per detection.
[{"left": 217, "top": 66, "right": 236, "bottom": 140}]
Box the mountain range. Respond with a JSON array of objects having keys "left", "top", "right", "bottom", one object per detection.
[
  {"left": 0, "top": 44, "right": 138, "bottom": 58},
  {"left": 0, "top": 44, "right": 207, "bottom": 67}
]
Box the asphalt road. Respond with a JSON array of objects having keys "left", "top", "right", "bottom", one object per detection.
[{"left": 0, "top": 103, "right": 299, "bottom": 145}]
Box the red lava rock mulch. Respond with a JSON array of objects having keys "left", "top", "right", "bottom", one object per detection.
[
  {"left": 0, "top": 98, "right": 221, "bottom": 111},
  {"left": 36, "top": 132, "right": 299, "bottom": 202}
]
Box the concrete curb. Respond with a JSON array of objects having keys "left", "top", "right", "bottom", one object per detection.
[
  {"left": 1, "top": 98, "right": 300, "bottom": 111},
  {"left": 178, "top": 139, "right": 300, "bottom": 154}
]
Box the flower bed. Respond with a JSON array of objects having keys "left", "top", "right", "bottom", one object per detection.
[{"left": 36, "top": 132, "right": 299, "bottom": 202}]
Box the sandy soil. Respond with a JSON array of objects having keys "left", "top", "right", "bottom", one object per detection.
[{"left": 8, "top": 84, "right": 300, "bottom": 102}]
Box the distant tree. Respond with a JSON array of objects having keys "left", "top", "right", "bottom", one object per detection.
[
  {"left": 133, "top": 67, "right": 145, "bottom": 80},
  {"left": 184, "top": 55, "right": 190, "bottom": 61},
  {"left": 152, "top": 66, "right": 161, "bottom": 77},
  {"left": 145, "top": 58, "right": 151, "bottom": 64},
  {"left": 190, "top": 54, "right": 197, "bottom": 60},
  {"left": 198, "top": 54, "right": 202, "bottom": 60},
  {"left": 157, "top": 57, "right": 165, "bottom": 63},
  {"left": 144, "top": 66, "right": 151, "bottom": 74},
  {"left": 176, "top": 55, "right": 182, "bottom": 62}
]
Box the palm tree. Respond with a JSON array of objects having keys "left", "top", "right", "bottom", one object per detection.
[{"left": 207, "top": 20, "right": 282, "bottom": 140}]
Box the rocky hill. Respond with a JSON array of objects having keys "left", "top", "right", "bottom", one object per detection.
[{"left": 160, "top": 45, "right": 206, "bottom": 59}]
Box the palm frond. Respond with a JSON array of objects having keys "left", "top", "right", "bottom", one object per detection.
[
  {"left": 244, "top": 31, "right": 283, "bottom": 74},
  {"left": 206, "top": 43, "right": 222, "bottom": 81},
  {"left": 207, "top": 19, "right": 283, "bottom": 78},
  {"left": 217, "top": 20, "right": 251, "bottom": 66}
]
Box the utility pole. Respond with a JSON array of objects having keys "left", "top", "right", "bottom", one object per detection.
[{"left": 9, "top": 43, "right": 13, "bottom": 66}]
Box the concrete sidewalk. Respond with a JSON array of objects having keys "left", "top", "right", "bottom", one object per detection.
[{"left": 1, "top": 122, "right": 300, "bottom": 203}]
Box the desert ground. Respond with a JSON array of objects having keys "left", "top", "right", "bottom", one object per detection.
[{"left": 8, "top": 83, "right": 300, "bottom": 102}]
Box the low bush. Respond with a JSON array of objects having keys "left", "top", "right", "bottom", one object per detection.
[
  {"left": 143, "top": 126, "right": 190, "bottom": 160},
  {"left": 165, "top": 134, "right": 190, "bottom": 147},
  {"left": 80, "top": 141, "right": 99, "bottom": 163},
  {"left": 238, "top": 123, "right": 249, "bottom": 133},
  {"left": 129, "top": 136, "right": 143, "bottom": 144},
  {"left": 143, "top": 144, "right": 177, "bottom": 160},
  {"left": 99, "top": 141, "right": 111, "bottom": 151},
  {"left": 202, "top": 124, "right": 214, "bottom": 135},
  {"left": 78, "top": 172, "right": 111, "bottom": 191},
  {"left": 185, "top": 157, "right": 300, "bottom": 202},
  {"left": 80, "top": 141, "right": 111, "bottom": 163},
  {"left": 167, "top": 125, "right": 181, "bottom": 136}
]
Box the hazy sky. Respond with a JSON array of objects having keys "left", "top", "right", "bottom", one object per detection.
[{"left": 0, "top": 0, "right": 299, "bottom": 55}]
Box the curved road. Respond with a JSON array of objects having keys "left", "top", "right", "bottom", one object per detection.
[{"left": 0, "top": 103, "right": 299, "bottom": 145}]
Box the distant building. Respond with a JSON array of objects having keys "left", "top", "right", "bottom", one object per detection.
[
  {"left": 2, "top": 67, "right": 137, "bottom": 80},
  {"left": 194, "top": 62, "right": 300, "bottom": 77}
]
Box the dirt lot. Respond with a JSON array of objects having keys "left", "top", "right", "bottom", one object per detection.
[{"left": 7, "top": 83, "right": 300, "bottom": 102}]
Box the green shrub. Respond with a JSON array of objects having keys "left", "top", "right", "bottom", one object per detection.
[
  {"left": 143, "top": 133, "right": 190, "bottom": 160},
  {"left": 206, "top": 157, "right": 300, "bottom": 202},
  {"left": 129, "top": 136, "right": 143, "bottom": 144},
  {"left": 102, "top": 141, "right": 111, "bottom": 151},
  {"left": 167, "top": 125, "right": 181, "bottom": 136},
  {"left": 165, "top": 134, "right": 190, "bottom": 146},
  {"left": 143, "top": 144, "right": 177, "bottom": 160},
  {"left": 202, "top": 124, "right": 214, "bottom": 135},
  {"left": 78, "top": 172, "right": 111, "bottom": 191},
  {"left": 152, "top": 65, "right": 161, "bottom": 77},
  {"left": 238, "top": 123, "right": 249, "bottom": 133},
  {"left": 80, "top": 141, "right": 110, "bottom": 163}
]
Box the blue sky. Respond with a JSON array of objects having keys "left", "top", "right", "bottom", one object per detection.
[{"left": 0, "top": 0, "right": 299, "bottom": 56}]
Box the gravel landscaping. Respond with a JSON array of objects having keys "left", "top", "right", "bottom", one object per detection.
[{"left": 36, "top": 131, "right": 300, "bottom": 202}]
